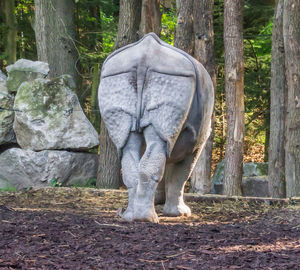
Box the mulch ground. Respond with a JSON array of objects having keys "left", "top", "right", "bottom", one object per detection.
[{"left": 0, "top": 188, "right": 300, "bottom": 270}]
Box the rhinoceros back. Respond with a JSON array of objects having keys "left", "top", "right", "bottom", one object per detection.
[{"left": 98, "top": 33, "right": 198, "bottom": 156}]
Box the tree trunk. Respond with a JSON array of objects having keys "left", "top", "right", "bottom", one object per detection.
[
  {"left": 190, "top": 0, "right": 217, "bottom": 194},
  {"left": 89, "top": 5, "right": 102, "bottom": 130},
  {"left": 34, "top": 0, "right": 80, "bottom": 88},
  {"left": 4, "top": 0, "right": 17, "bottom": 64},
  {"left": 97, "top": 123, "right": 121, "bottom": 189},
  {"left": 268, "top": 0, "right": 287, "bottom": 198},
  {"left": 90, "top": 63, "right": 101, "bottom": 130},
  {"left": 140, "top": 0, "right": 162, "bottom": 37},
  {"left": 223, "top": 0, "right": 245, "bottom": 196},
  {"left": 114, "top": 0, "right": 142, "bottom": 49},
  {"left": 97, "top": 0, "right": 142, "bottom": 188},
  {"left": 283, "top": 0, "right": 300, "bottom": 197},
  {"left": 174, "top": 0, "right": 194, "bottom": 55}
]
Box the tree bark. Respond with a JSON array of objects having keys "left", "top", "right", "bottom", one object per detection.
[
  {"left": 97, "top": 0, "right": 142, "bottom": 188},
  {"left": 90, "top": 63, "right": 101, "bottom": 129},
  {"left": 89, "top": 5, "right": 102, "bottom": 130},
  {"left": 174, "top": 0, "right": 194, "bottom": 55},
  {"left": 34, "top": 0, "right": 80, "bottom": 88},
  {"left": 190, "top": 0, "right": 217, "bottom": 194},
  {"left": 114, "top": 0, "right": 142, "bottom": 49},
  {"left": 4, "top": 0, "right": 17, "bottom": 65},
  {"left": 268, "top": 0, "right": 287, "bottom": 198},
  {"left": 97, "top": 123, "right": 121, "bottom": 189},
  {"left": 223, "top": 0, "right": 245, "bottom": 196},
  {"left": 140, "top": 0, "right": 162, "bottom": 37},
  {"left": 283, "top": 0, "right": 300, "bottom": 197}
]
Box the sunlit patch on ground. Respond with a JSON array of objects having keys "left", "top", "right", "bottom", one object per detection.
[{"left": 0, "top": 187, "right": 300, "bottom": 269}]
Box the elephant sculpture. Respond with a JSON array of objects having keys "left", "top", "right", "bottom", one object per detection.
[{"left": 98, "top": 33, "right": 214, "bottom": 223}]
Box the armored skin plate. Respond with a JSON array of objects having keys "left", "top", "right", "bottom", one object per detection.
[{"left": 98, "top": 33, "right": 200, "bottom": 156}]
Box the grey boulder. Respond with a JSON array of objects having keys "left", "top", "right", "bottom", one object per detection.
[
  {"left": 210, "top": 160, "right": 225, "bottom": 194},
  {"left": 13, "top": 75, "right": 99, "bottom": 150},
  {"left": 242, "top": 177, "right": 269, "bottom": 197},
  {"left": 6, "top": 59, "right": 49, "bottom": 93},
  {"left": 0, "top": 70, "right": 7, "bottom": 93},
  {"left": 243, "top": 162, "right": 268, "bottom": 177},
  {"left": 0, "top": 148, "right": 99, "bottom": 190},
  {"left": 0, "top": 70, "right": 7, "bottom": 82},
  {"left": 211, "top": 161, "right": 269, "bottom": 197},
  {"left": 0, "top": 74, "right": 15, "bottom": 145}
]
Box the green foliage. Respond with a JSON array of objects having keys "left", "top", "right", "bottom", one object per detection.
[
  {"left": 49, "top": 178, "right": 97, "bottom": 188},
  {"left": 160, "top": 6, "right": 177, "bottom": 45},
  {"left": 0, "top": 24, "right": 7, "bottom": 67},
  {"left": 99, "top": 10, "right": 118, "bottom": 54},
  {"left": 75, "top": 0, "right": 118, "bottom": 72},
  {"left": 0, "top": 186, "right": 17, "bottom": 192},
  {"left": 0, "top": 0, "right": 36, "bottom": 69},
  {"left": 212, "top": 0, "right": 274, "bottom": 160},
  {"left": 244, "top": 0, "right": 275, "bottom": 37},
  {"left": 50, "top": 178, "right": 62, "bottom": 187},
  {"left": 15, "top": 0, "right": 36, "bottom": 60},
  {"left": 72, "top": 178, "right": 97, "bottom": 188},
  {"left": 243, "top": 7, "right": 273, "bottom": 152},
  {"left": 73, "top": 0, "right": 118, "bottom": 129},
  {"left": 0, "top": 3, "right": 8, "bottom": 68}
]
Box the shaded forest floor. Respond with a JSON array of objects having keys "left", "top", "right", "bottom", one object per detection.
[{"left": 0, "top": 188, "right": 300, "bottom": 270}]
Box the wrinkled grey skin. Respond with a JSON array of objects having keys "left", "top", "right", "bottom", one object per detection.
[{"left": 98, "top": 33, "right": 214, "bottom": 223}]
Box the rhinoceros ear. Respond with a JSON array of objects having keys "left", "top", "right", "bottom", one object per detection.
[
  {"left": 98, "top": 72, "right": 137, "bottom": 152},
  {"left": 142, "top": 71, "right": 196, "bottom": 156}
]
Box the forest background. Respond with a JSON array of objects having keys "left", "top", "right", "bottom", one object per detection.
[
  {"left": 0, "top": 0, "right": 287, "bottom": 195},
  {"left": 0, "top": 0, "right": 274, "bottom": 161}
]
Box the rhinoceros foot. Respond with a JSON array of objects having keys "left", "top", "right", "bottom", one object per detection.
[
  {"left": 121, "top": 208, "right": 134, "bottom": 222},
  {"left": 132, "top": 205, "right": 159, "bottom": 223},
  {"left": 120, "top": 204, "right": 159, "bottom": 223},
  {"left": 163, "top": 202, "right": 191, "bottom": 217}
]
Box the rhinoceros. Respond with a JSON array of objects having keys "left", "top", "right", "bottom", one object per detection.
[{"left": 98, "top": 33, "right": 214, "bottom": 223}]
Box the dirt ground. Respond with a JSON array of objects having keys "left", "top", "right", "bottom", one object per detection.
[{"left": 0, "top": 188, "right": 300, "bottom": 270}]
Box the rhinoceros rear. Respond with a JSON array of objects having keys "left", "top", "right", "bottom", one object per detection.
[
  {"left": 98, "top": 33, "right": 214, "bottom": 223},
  {"left": 98, "top": 33, "right": 199, "bottom": 156}
]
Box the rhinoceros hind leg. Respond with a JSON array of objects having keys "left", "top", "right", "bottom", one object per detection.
[
  {"left": 163, "top": 153, "right": 196, "bottom": 217},
  {"left": 121, "top": 132, "right": 143, "bottom": 221},
  {"left": 133, "top": 125, "right": 166, "bottom": 223},
  {"left": 154, "top": 177, "right": 165, "bottom": 205}
]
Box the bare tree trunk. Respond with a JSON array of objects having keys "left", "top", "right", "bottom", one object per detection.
[
  {"left": 283, "top": 0, "right": 300, "bottom": 197},
  {"left": 97, "top": 0, "right": 142, "bottom": 188},
  {"left": 140, "top": 0, "right": 162, "bottom": 36},
  {"left": 190, "top": 0, "right": 216, "bottom": 194},
  {"left": 4, "top": 0, "right": 17, "bottom": 64},
  {"left": 115, "top": 0, "right": 142, "bottom": 49},
  {"left": 268, "top": 0, "right": 287, "bottom": 198},
  {"left": 223, "top": 0, "right": 245, "bottom": 196},
  {"left": 90, "top": 63, "right": 101, "bottom": 129},
  {"left": 89, "top": 5, "right": 102, "bottom": 130},
  {"left": 174, "top": 0, "right": 194, "bottom": 55},
  {"left": 97, "top": 123, "right": 121, "bottom": 189},
  {"left": 34, "top": 0, "right": 80, "bottom": 88}
]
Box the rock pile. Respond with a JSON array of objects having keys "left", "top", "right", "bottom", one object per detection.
[
  {"left": 211, "top": 160, "right": 269, "bottom": 197},
  {"left": 0, "top": 71, "right": 15, "bottom": 145},
  {"left": 0, "top": 59, "right": 99, "bottom": 190}
]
